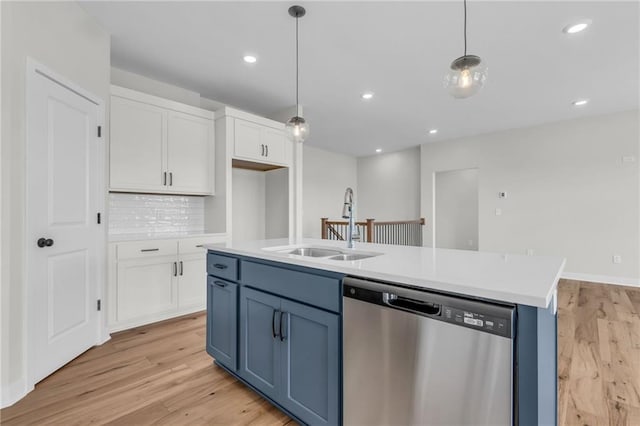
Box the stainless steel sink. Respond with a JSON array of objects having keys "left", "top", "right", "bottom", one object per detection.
[
  {"left": 328, "top": 253, "right": 378, "bottom": 261},
  {"left": 288, "top": 247, "right": 344, "bottom": 257}
]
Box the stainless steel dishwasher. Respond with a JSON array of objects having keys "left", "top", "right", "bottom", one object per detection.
[{"left": 343, "top": 277, "right": 515, "bottom": 426}]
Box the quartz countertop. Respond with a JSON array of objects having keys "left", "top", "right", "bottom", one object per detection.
[{"left": 203, "top": 238, "right": 566, "bottom": 308}]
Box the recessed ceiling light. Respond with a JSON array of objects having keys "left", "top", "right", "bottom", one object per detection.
[
  {"left": 563, "top": 20, "right": 591, "bottom": 34},
  {"left": 375, "top": 148, "right": 382, "bottom": 153},
  {"left": 361, "top": 92, "right": 374, "bottom": 100},
  {"left": 243, "top": 55, "right": 257, "bottom": 64},
  {"left": 572, "top": 99, "right": 589, "bottom": 107},
  {"left": 429, "top": 129, "right": 438, "bottom": 135}
]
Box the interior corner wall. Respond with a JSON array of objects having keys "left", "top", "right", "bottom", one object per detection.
[
  {"left": 302, "top": 145, "right": 358, "bottom": 238},
  {"left": 0, "top": 1, "right": 110, "bottom": 407},
  {"left": 357, "top": 147, "right": 421, "bottom": 221},
  {"left": 420, "top": 110, "right": 640, "bottom": 281}
]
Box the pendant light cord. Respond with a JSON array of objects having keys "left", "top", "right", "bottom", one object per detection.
[
  {"left": 295, "top": 15, "right": 300, "bottom": 117},
  {"left": 463, "top": 0, "right": 467, "bottom": 57}
]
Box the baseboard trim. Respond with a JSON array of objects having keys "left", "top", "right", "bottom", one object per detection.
[
  {"left": 1, "top": 378, "right": 33, "bottom": 409},
  {"left": 561, "top": 272, "right": 640, "bottom": 288}
]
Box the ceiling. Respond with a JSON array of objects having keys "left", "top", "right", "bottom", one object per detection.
[{"left": 79, "top": 1, "right": 639, "bottom": 157}]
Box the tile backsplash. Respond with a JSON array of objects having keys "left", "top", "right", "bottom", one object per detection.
[{"left": 109, "top": 193, "right": 205, "bottom": 236}]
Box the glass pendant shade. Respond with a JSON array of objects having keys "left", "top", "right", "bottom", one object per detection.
[
  {"left": 444, "top": 55, "right": 488, "bottom": 99},
  {"left": 285, "top": 116, "right": 310, "bottom": 143}
]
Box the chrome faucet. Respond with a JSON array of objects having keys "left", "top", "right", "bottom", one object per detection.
[{"left": 341, "top": 187, "right": 360, "bottom": 249}]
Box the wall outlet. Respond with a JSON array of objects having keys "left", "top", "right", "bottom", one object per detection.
[
  {"left": 498, "top": 191, "right": 507, "bottom": 199},
  {"left": 613, "top": 255, "right": 622, "bottom": 264},
  {"left": 526, "top": 248, "right": 534, "bottom": 256},
  {"left": 495, "top": 208, "right": 502, "bottom": 216}
]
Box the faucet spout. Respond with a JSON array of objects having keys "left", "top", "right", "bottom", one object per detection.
[{"left": 341, "top": 187, "right": 360, "bottom": 248}]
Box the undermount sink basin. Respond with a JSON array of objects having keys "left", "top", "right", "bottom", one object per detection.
[
  {"left": 287, "top": 247, "right": 343, "bottom": 257},
  {"left": 328, "top": 253, "right": 378, "bottom": 261}
]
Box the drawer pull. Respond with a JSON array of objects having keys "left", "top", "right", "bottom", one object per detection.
[
  {"left": 140, "top": 248, "right": 159, "bottom": 252},
  {"left": 213, "top": 263, "right": 228, "bottom": 270},
  {"left": 195, "top": 244, "right": 204, "bottom": 248},
  {"left": 214, "top": 280, "right": 227, "bottom": 288}
]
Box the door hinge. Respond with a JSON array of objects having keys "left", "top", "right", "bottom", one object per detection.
[
  {"left": 97, "top": 126, "right": 102, "bottom": 138},
  {"left": 97, "top": 299, "right": 101, "bottom": 311},
  {"left": 97, "top": 212, "right": 101, "bottom": 224}
]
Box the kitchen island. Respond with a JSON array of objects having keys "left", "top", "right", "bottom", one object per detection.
[{"left": 203, "top": 238, "right": 565, "bottom": 426}]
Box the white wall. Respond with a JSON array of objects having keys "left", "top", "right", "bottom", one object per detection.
[
  {"left": 421, "top": 111, "right": 640, "bottom": 282},
  {"left": 435, "top": 168, "right": 479, "bottom": 250},
  {"left": 302, "top": 146, "right": 358, "bottom": 238},
  {"left": 265, "top": 168, "right": 289, "bottom": 239},
  {"left": 357, "top": 147, "right": 421, "bottom": 221},
  {"left": 232, "top": 168, "right": 266, "bottom": 242},
  {"left": 0, "top": 1, "right": 110, "bottom": 406},
  {"left": 111, "top": 67, "right": 226, "bottom": 111}
]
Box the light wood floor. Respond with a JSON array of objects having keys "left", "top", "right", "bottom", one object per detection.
[{"left": 2, "top": 279, "right": 639, "bottom": 425}]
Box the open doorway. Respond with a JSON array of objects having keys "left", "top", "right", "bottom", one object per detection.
[{"left": 434, "top": 168, "right": 479, "bottom": 251}]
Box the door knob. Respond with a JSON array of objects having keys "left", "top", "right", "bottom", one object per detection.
[{"left": 37, "top": 238, "right": 54, "bottom": 248}]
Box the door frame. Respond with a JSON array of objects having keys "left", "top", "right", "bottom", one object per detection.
[
  {"left": 24, "top": 58, "right": 108, "bottom": 390},
  {"left": 432, "top": 167, "right": 480, "bottom": 250}
]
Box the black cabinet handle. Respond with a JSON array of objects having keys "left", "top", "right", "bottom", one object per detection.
[
  {"left": 195, "top": 244, "right": 204, "bottom": 248},
  {"left": 169, "top": 172, "right": 173, "bottom": 186},
  {"left": 37, "top": 238, "right": 54, "bottom": 248},
  {"left": 279, "top": 311, "right": 286, "bottom": 342},
  {"left": 265, "top": 144, "right": 269, "bottom": 157},
  {"left": 173, "top": 262, "right": 177, "bottom": 277},
  {"left": 163, "top": 171, "right": 167, "bottom": 185},
  {"left": 140, "top": 248, "right": 159, "bottom": 252},
  {"left": 272, "top": 309, "right": 280, "bottom": 339},
  {"left": 261, "top": 144, "right": 265, "bottom": 156},
  {"left": 179, "top": 261, "right": 183, "bottom": 276},
  {"left": 213, "top": 263, "right": 228, "bottom": 270},
  {"left": 214, "top": 280, "right": 227, "bottom": 288}
]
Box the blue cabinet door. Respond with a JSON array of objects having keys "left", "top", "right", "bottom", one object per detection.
[
  {"left": 239, "top": 287, "right": 282, "bottom": 401},
  {"left": 206, "top": 277, "right": 238, "bottom": 370},
  {"left": 280, "top": 299, "right": 340, "bottom": 426}
]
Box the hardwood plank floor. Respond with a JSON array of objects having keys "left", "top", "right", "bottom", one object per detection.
[{"left": 1, "top": 279, "right": 638, "bottom": 425}]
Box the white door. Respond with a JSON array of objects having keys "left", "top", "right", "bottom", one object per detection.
[
  {"left": 110, "top": 96, "right": 166, "bottom": 192},
  {"left": 167, "top": 111, "right": 214, "bottom": 194},
  {"left": 27, "top": 67, "right": 101, "bottom": 384}
]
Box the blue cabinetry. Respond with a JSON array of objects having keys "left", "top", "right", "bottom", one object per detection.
[
  {"left": 207, "top": 251, "right": 343, "bottom": 426},
  {"left": 206, "top": 276, "right": 238, "bottom": 370}
]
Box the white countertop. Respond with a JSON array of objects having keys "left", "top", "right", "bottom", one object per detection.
[{"left": 203, "top": 238, "right": 566, "bottom": 308}]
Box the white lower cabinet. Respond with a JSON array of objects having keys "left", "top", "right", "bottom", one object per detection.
[{"left": 108, "top": 234, "right": 226, "bottom": 332}]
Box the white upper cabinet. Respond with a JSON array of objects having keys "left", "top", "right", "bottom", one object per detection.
[
  {"left": 234, "top": 118, "right": 287, "bottom": 166},
  {"left": 109, "top": 86, "right": 215, "bottom": 195}
]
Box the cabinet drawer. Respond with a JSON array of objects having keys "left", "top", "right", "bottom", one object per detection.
[
  {"left": 207, "top": 252, "right": 239, "bottom": 281},
  {"left": 179, "top": 235, "right": 226, "bottom": 255},
  {"left": 117, "top": 240, "right": 177, "bottom": 260},
  {"left": 241, "top": 261, "right": 341, "bottom": 313}
]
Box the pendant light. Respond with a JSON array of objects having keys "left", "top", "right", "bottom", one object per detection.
[
  {"left": 444, "top": 0, "right": 488, "bottom": 99},
  {"left": 285, "top": 5, "right": 310, "bottom": 143}
]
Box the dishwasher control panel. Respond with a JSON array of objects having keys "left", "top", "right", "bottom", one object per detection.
[{"left": 442, "top": 306, "right": 511, "bottom": 338}]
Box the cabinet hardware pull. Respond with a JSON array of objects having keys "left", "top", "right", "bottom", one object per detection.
[
  {"left": 261, "top": 144, "right": 265, "bottom": 156},
  {"left": 163, "top": 172, "right": 167, "bottom": 186},
  {"left": 279, "top": 311, "right": 286, "bottom": 342},
  {"left": 272, "top": 309, "right": 280, "bottom": 338},
  {"left": 195, "top": 244, "right": 204, "bottom": 248},
  {"left": 213, "top": 263, "right": 228, "bottom": 269},
  {"left": 173, "top": 262, "right": 177, "bottom": 277},
  {"left": 214, "top": 280, "right": 227, "bottom": 288},
  {"left": 179, "top": 261, "right": 184, "bottom": 276},
  {"left": 265, "top": 144, "right": 269, "bottom": 157},
  {"left": 140, "top": 248, "right": 159, "bottom": 252},
  {"left": 169, "top": 172, "right": 173, "bottom": 186}
]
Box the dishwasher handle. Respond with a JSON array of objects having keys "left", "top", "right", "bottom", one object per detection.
[{"left": 382, "top": 292, "right": 441, "bottom": 316}]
